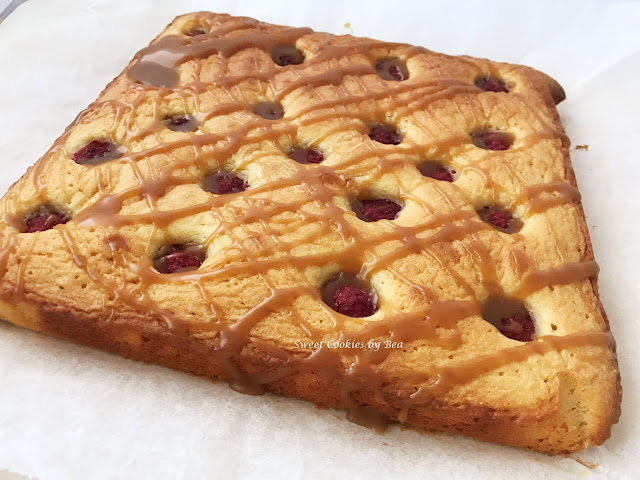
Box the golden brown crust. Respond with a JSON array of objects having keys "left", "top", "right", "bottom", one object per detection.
[
  {"left": 0, "top": 11, "right": 620, "bottom": 453},
  {"left": 1, "top": 286, "right": 619, "bottom": 454}
]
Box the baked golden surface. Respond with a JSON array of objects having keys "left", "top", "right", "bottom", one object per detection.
[{"left": 0, "top": 12, "right": 620, "bottom": 453}]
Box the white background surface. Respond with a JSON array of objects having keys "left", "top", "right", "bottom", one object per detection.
[{"left": 0, "top": 0, "right": 639, "bottom": 479}]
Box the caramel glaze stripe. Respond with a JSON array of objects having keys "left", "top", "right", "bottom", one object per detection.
[
  {"left": 36, "top": 50, "right": 566, "bottom": 210},
  {"left": 67, "top": 130, "right": 577, "bottom": 232},
  {"left": 0, "top": 17, "right": 611, "bottom": 430},
  {"left": 419, "top": 331, "right": 614, "bottom": 398},
  {"left": 516, "top": 260, "right": 599, "bottom": 298}
]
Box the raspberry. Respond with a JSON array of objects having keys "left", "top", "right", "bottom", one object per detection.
[
  {"left": 358, "top": 199, "right": 402, "bottom": 222},
  {"left": 478, "top": 206, "right": 522, "bottom": 234},
  {"left": 482, "top": 296, "right": 536, "bottom": 342},
  {"left": 154, "top": 245, "right": 205, "bottom": 274},
  {"left": 419, "top": 161, "right": 456, "bottom": 182},
  {"left": 375, "top": 58, "right": 409, "bottom": 81},
  {"left": 488, "top": 210, "right": 512, "bottom": 229},
  {"left": 217, "top": 174, "right": 247, "bottom": 194},
  {"left": 333, "top": 286, "right": 377, "bottom": 318},
  {"left": 203, "top": 172, "right": 248, "bottom": 194},
  {"left": 500, "top": 312, "right": 535, "bottom": 342},
  {"left": 369, "top": 124, "right": 402, "bottom": 145},
  {"left": 271, "top": 46, "right": 304, "bottom": 66},
  {"left": 165, "top": 251, "right": 201, "bottom": 273},
  {"left": 279, "top": 55, "right": 297, "bottom": 65},
  {"left": 429, "top": 167, "right": 454, "bottom": 182},
  {"left": 168, "top": 116, "right": 189, "bottom": 126},
  {"left": 472, "top": 131, "right": 513, "bottom": 151},
  {"left": 288, "top": 147, "right": 324, "bottom": 164},
  {"left": 306, "top": 150, "right": 324, "bottom": 164},
  {"left": 388, "top": 65, "right": 403, "bottom": 81},
  {"left": 475, "top": 76, "right": 509, "bottom": 93},
  {"left": 186, "top": 27, "right": 208, "bottom": 37},
  {"left": 72, "top": 140, "right": 111, "bottom": 163},
  {"left": 163, "top": 114, "right": 198, "bottom": 132},
  {"left": 25, "top": 208, "right": 68, "bottom": 233}
]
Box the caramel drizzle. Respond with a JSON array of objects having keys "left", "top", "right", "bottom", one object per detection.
[
  {"left": 421, "top": 331, "right": 613, "bottom": 397},
  {"left": 0, "top": 14, "right": 610, "bottom": 430},
  {"left": 516, "top": 181, "right": 582, "bottom": 214}
]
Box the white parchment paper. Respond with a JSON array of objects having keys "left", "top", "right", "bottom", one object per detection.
[{"left": 0, "top": 0, "right": 639, "bottom": 478}]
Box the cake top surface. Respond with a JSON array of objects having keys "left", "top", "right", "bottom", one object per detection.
[{"left": 0, "top": 11, "right": 617, "bottom": 443}]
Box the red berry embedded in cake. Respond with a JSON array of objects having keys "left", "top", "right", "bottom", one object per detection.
[
  {"left": 165, "top": 251, "right": 201, "bottom": 273},
  {"left": 475, "top": 76, "right": 509, "bottom": 93},
  {"left": 25, "top": 207, "right": 69, "bottom": 233},
  {"left": 357, "top": 199, "right": 402, "bottom": 222},
  {"left": 202, "top": 172, "right": 248, "bottom": 194},
  {"left": 471, "top": 131, "right": 514, "bottom": 151},
  {"left": 481, "top": 295, "right": 536, "bottom": 342},
  {"left": 169, "top": 116, "right": 189, "bottom": 126},
  {"left": 154, "top": 245, "right": 206, "bottom": 274},
  {"left": 369, "top": 124, "right": 402, "bottom": 145},
  {"left": 500, "top": 312, "right": 535, "bottom": 342},
  {"left": 388, "top": 66, "right": 402, "bottom": 80},
  {"left": 477, "top": 205, "right": 523, "bottom": 234},
  {"left": 375, "top": 58, "right": 409, "bottom": 81},
  {"left": 430, "top": 168, "right": 454, "bottom": 182},
  {"left": 278, "top": 55, "right": 300, "bottom": 66},
  {"left": 72, "top": 140, "right": 123, "bottom": 165},
  {"left": 288, "top": 147, "right": 324, "bottom": 164},
  {"left": 305, "top": 150, "right": 324, "bottom": 164},
  {"left": 271, "top": 45, "right": 305, "bottom": 66},
  {"left": 72, "top": 140, "right": 108, "bottom": 162},
  {"left": 418, "top": 161, "right": 456, "bottom": 182},
  {"left": 186, "top": 27, "right": 208, "bottom": 37},
  {"left": 322, "top": 273, "right": 379, "bottom": 318},
  {"left": 163, "top": 114, "right": 199, "bottom": 132},
  {"left": 488, "top": 210, "right": 511, "bottom": 229},
  {"left": 333, "top": 286, "right": 378, "bottom": 318},
  {"left": 217, "top": 174, "right": 247, "bottom": 194}
]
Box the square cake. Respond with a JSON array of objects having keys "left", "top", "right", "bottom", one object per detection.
[{"left": 0, "top": 12, "right": 621, "bottom": 453}]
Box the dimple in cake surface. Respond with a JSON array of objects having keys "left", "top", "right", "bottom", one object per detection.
[{"left": 0, "top": 12, "right": 621, "bottom": 454}]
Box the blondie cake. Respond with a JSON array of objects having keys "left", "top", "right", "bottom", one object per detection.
[{"left": 0, "top": 12, "right": 621, "bottom": 453}]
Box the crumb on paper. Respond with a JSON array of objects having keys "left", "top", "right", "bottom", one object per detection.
[
  {"left": 570, "top": 457, "right": 599, "bottom": 470},
  {"left": 576, "top": 145, "right": 589, "bottom": 151},
  {"left": 343, "top": 21, "right": 354, "bottom": 34},
  {"left": 383, "top": 442, "right": 389, "bottom": 446}
]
